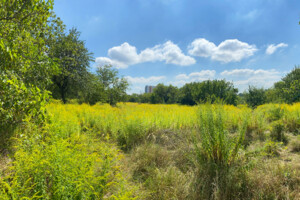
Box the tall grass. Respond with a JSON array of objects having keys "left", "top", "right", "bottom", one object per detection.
[
  {"left": 1, "top": 102, "right": 300, "bottom": 199},
  {"left": 191, "top": 104, "right": 248, "bottom": 199}
]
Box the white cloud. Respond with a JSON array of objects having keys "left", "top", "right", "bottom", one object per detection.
[
  {"left": 221, "top": 68, "right": 280, "bottom": 77},
  {"left": 125, "top": 75, "right": 166, "bottom": 84},
  {"left": 172, "top": 70, "right": 216, "bottom": 86},
  {"left": 188, "top": 38, "right": 257, "bottom": 63},
  {"left": 175, "top": 70, "right": 216, "bottom": 80},
  {"left": 266, "top": 43, "right": 288, "bottom": 55},
  {"left": 220, "top": 68, "right": 282, "bottom": 91},
  {"left": 95, "top": 41, "right": 195, "bottom": 69}
]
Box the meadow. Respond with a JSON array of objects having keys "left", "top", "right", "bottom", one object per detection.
[{"left": 0, "top": 102, "right": 299, "bottom": 199}]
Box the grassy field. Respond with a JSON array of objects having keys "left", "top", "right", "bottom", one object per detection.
[{"left": 1, "top": 102, "right": 300, "bottom": 199}]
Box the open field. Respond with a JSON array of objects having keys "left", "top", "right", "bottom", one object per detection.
[{"left": 1, "top": 102, "right": 300, "bottom": 199}]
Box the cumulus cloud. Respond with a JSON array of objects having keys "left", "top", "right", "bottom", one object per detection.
[
  {"left": 125, "top": 75, "right": 166, "bottom": 84},
  {"left": 220, "top": 68, "right": 282, "bottom": 91},
  {"left": 188, "top": 38, "right": 257, "bottom": 63},
  {"left": 95, "top": 41, "right": 195, "bottom": 69},
  {"left": 265, "top": 43, "right": 288, "bottom": 55}
]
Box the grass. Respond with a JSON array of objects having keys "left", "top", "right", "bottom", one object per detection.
[{"left": 1, "top": 102, "right": 300, "bottom": 199}]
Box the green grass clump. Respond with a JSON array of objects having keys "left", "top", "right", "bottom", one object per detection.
[{"left": 191, "top": 105, "right": 248, "bottom": 199}]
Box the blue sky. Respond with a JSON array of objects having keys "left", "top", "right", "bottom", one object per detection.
[{"left": 54, "top": 0, "right": 300, "bottom": 94}]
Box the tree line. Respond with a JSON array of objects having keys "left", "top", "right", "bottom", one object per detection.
[{"left": 126, "top": 67, "right": 300, "bottom": 107}]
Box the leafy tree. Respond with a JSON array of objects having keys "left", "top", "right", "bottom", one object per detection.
[
  {"left": 96, "top": 65, "right": 129, "bottom": 106},
  {"left": 179, "top": 83, "right": 196, "bottom": 105},
  {"left": 140, "top": 93, "right": 152, "bottom": 103},
  {"left": 48, "top": 28, "right": 93, "bottom": 103},
  {"left": 274, "top": 67, "right": 300, "bottom": 103},
  {"left": 150, "top": 84, "right": 179, "bottom": 104},
  {"left": 81, "top": 73, "right": 106, "bottom": 105},
  {"left": 180, "top": 80, "right": 238, "bottom": 105},
  {"left": 0, "top": 0, "right": 57, "bottom": 131},
  {"left": 244, "top": 86, "right": 266, "bottom": 108},
  {"left": 127, "top": 93, "right": 141, "bottom": 103}
]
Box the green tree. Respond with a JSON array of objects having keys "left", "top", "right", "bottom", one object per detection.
[
  {"left": 274, "top": 67, "right": 300, "bottom": 103},
  {"left": 0, "top": 0, "right": 57, "bottom": 131},
  {"left": 81, "top": 73, "right": 106, "bottom": 105},
  {"left": 48, "top": 28, "right": 93, "bottom": 103},
  {"left": 180, "top": 80, "right": 238, "bottom": 105},
  {"left": 244, "top": 86, "right": 266, "bottom": 108},
  {"left": 150, "top": 84, "right": 179, "bottom": 104},
  {"left": 96, "top": 65, "right": 129, "bottom": 106}
]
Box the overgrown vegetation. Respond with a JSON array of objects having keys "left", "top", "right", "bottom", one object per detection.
[
  {"left": 1, "top": 1, "right": 300, "bottom": 199},
  {"left": 2, "top": 103, "right": 299, "bottom": 199}
]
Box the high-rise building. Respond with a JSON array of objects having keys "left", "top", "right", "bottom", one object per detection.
[{"left": 145, "top": 85, "right": 156, "bottom": 93}]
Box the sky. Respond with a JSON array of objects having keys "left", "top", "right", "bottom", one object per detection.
[{"left": 54, "top": 0, "right": 300, "bottom": 94}]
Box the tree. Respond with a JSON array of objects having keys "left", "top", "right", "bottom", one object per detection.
[
  {"left": 96, "top": 65, "right": 129, "bottom": 106},
  {"left": 179, "top": 83, "right": 196, "bottom": 105},
  {"left": 274, "top": 67, "right": 300, "bottom": 103},
  {"left": 48, "top": 28, "right": 93, "bottom": 103},
  {"left": 150, "top": 84, "right": 179, "bottom": 104},
  {"left": 180, "top": 80, "right": 238, "bottom": 105},
  {"left": 81, "top": 73, "right": 106, "bottom": 105},
  {"left": 0, "top": 0, "right": 57, "bottom": 130},
  {"left": 244, "top": 86, "right": 266, "bottom": 108}
]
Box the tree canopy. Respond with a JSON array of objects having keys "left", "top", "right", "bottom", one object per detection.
[
  {"left": 48, "top": 28, "right": 93, "bottom": 103},
  {"left": 0, "top": 0, "right": 57, "bottom": 129}
]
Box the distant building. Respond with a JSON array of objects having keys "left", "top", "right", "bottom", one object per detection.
[{"left": 145, "top": 85, "right": 155, "bottom": 93}]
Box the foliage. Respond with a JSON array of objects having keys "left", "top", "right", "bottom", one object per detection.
[
  {"left": 127, "top": 80, "right": 238, "bottom": 106},
  {"left": 0, "top": 0, "right": 57, "bottom": 133},
  {"left": 244, "top": 86, "right": 266, "bottom": 108},
  {"left": 48, "top": 28, "right": 93, "bottom": 103},
  {"left": 181, "top": 80, "right": 238, "bottom": 105},
  {"left": 96, "top": 65, "right": 129, "bottom": 106},
  {"left": 0, "top": 116, "right": 135, "bottom": 199},
  {"left": 274, "top": 66, "right": 300, "bottom": 103},
  {"left": 150, "top": 84, "right": 179, "bottom": 104},
  {"left": 2, "top": 102, "right": 300, "bottom": 199}
]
